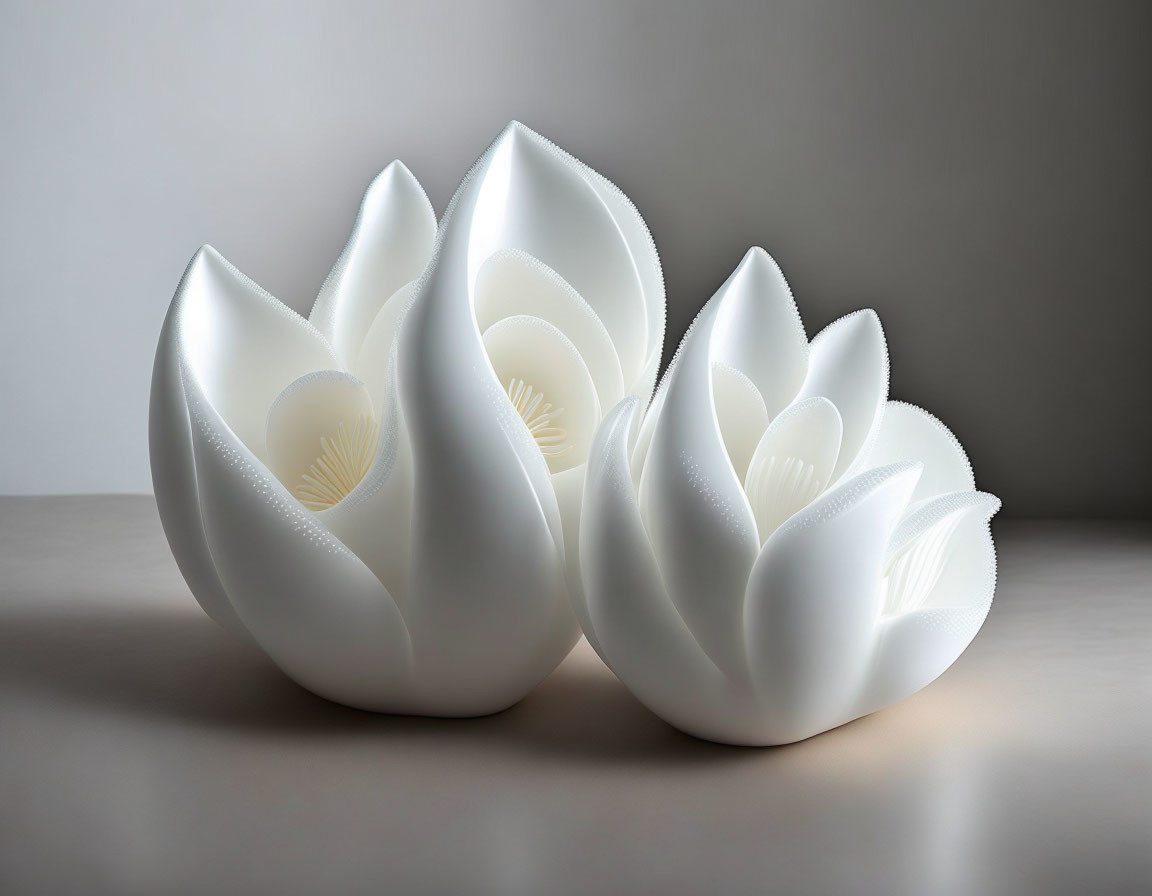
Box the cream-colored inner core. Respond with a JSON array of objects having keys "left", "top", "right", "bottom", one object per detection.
[
  {"left": 506, "top": 378, "right": 572, "bottom": 459},
  {"left": 295, "top": 414, "right": 381, "bottom": 511}
]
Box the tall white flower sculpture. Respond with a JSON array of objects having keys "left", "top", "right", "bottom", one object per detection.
[
  {"left": 150, "top": 122, "right": 665, "bottom": 716},
  {"left": 577, "top": 248, "right": 999, "bottom": 745}
]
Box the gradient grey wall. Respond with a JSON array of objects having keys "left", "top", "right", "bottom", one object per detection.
[{"left": 1, "top": 0, "right": 1148, "bottom": 516}]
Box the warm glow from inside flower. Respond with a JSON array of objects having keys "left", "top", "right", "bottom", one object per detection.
[
  {"left": 506, "top": 378, "right": 572, "bottom": 460},
  {"left": 295, "top": 414, "right": 380, "bottom": 510}
]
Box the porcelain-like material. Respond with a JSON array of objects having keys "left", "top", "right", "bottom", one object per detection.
[
  {"left": 150, "top": 122, "right": 665, "bottom": 716},
  {"left": 576, "top": 248, "right": 1000, "bottom": 745}
]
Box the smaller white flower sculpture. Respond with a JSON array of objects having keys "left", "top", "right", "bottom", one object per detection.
[
  {"left": 150, "top": 123, "right": 664, "bottom": 716},
  {"left": 576, "top": 248, "right": 1000, "bottom": 745}
]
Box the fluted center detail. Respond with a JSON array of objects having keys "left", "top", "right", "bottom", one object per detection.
[{"left": 506, "top": 378, "right": 572, "bottom": 459}]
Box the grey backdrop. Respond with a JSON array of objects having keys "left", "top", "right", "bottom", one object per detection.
[{"left": 1, "top": 0, "right": 1148, "bottom": 516}]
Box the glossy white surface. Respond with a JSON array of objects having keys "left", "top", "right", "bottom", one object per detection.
[
  {"left": 579, "top": 249, "right": 999, "bottom": 744},
  {"left": 149, "top": 123, "right": 664, "bottom": 716},
  {"left": 1, "top": 498, "right": 1148, "bottom": 895}
]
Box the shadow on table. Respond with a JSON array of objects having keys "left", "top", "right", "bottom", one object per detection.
[{"left": 0, "top": 601, "right": 763, "bottom": 768}]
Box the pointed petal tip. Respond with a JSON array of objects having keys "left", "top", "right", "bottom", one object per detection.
[
  {"left": 742, "top": 245, "right": 781, "bottom": 270},
  {"left": 504, "top": 119, "right": 535, "bottom": 137},
  {"left": 811, "top": 307, "right": 884, "bottom": 344},
  {"left": 184, "top": 244, "right": 256, "bottom": 290},
  {"left": 492, "top": 120, "right": 563, "bottom": 161},
  {"left": 841, "top": 307, "right": 882, "bottom": 332},
  {"left": 183, "top": 244, "right": 235, "bottom": 289},
  {"left": 362, "top": 159, "right": 428, "bottom": 207},
  {"left": 494, "top": 119, "right": 535, "bottom": 148},
  {"left": 190, "top": 243, "right": 222, "bottom": 267},
  {"left": 374, "top": 158, "right": 417, "bottom": 185},
  {"left": 724, "top": 246, "right": 794, "bottom": 305}
]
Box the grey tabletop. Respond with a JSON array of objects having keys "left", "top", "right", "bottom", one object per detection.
[{"left": 1, "top": 497, "right": 1149, "bottom": 895}]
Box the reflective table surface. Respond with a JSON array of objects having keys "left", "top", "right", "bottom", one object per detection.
[{"left": 1, "top": 498, "right": 1149, "bottom": 895}]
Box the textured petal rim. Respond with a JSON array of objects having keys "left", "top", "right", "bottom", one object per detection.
[
  {"left": 150, "top": 245, "right": 341, "bottom": 636},
  {"left": 150, "top": 262, "right": 247, "bottom": 637},
  {"left": 513, "top": 123, "right": 666, "bottom": 402},
  {"left": 864, "top": 400, "right": 976, "bottom": 504}
]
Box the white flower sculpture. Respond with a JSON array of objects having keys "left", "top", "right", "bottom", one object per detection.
[
  {"left": 150, "top": 123, "right": 665, "bottom": 716},
  {"left": 576, "top": 248, "right": 1000, "bottom": 745}
]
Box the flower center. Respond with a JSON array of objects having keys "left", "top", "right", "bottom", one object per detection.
[
  {"left": 744, "top": 453, "right": 824, "bottom": 544},
  {"left": 506, "top": 378, "right": 572, "bottom": 459},
  {"left": 294, "top": 414, "right": 380, "bottom": 511}
]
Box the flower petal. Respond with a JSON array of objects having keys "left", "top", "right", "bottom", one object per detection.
[
  {"left": 631, "top": 247, "right": 806, "bottom": 492},
  {"left": 550, "top": 462, "right": 589, "bottom": 650},
  {"left": 309, "top": 162, "right": 436, "bottom": 368},
  {"left": 397, "top": 124, "right": 585, "bottom": 707},
  {"left": 150, "top": 274, "right": 246, "bottom": 637},
  {"left": 463, "top": 122, "right": 649, "bottom": 390},
  {"left": 863, "top": 401, "right": 976, "bottom": 504},
  {"left": 183, "top": 371, "right": 414, "bottom": 711},
  {"left": 637, "top": 256, "right": 765, "bottom": 682},
  {"left": 743, "top": 396, "right": 843, "bottom": 544},
  {"left": 581, "top": 399, "right": 749, "bottom": 736},
  {"left": 711, "top": 247, "right": 809, "bottom": 419},
  {"left": 481, "top": 314, "right": 601, "bottom": 473},
  {"left": 474, "top": 249, "right": 625, "bottom": 414},
  {"left": 629, "top": 362, "right": 672, "bottom": 485},
  {"left": 744, "top": 462, "right": 922, "bottom": 741},
  {"left": 174, "top": 246, "right": 339, "bottom": 462},
  {"left": 796, "top": 309, "right": 889, "bottom": 484},
  {"left": 883, "top": 490, "right": 1001, "bottom": 615},
  {"left": 353, "top": 281, "right": 417, "bottom": 411},
  {"left": 711, "top": 362, "right": 770, "bottom": 482},
  {"left": 858, "top": 490, "right": 999, "bottom": 716},
  {"left": 574, "top": 163, "right": 666, "bottom": 400}
]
